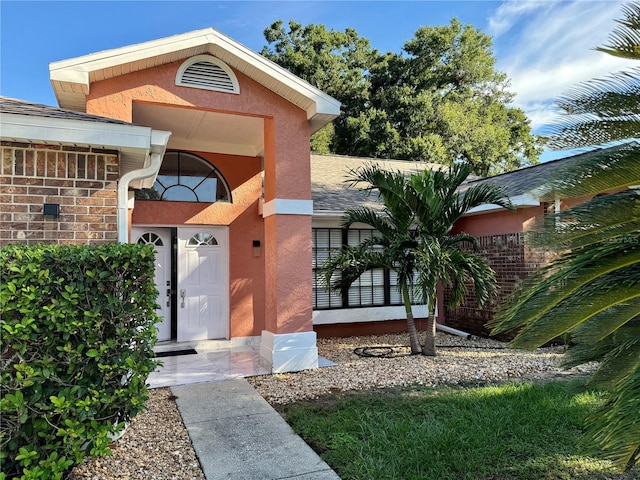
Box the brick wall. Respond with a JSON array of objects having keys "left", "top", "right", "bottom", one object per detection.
[
  {"left": 443, "top": 233, "right": 554, "bottom": 339},
  {"left": 0, "top": 141, "right": 119, "bottom": 245}
]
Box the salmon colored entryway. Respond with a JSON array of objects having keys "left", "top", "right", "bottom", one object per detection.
[{"left": 49, "top": 28, "right": 341, "bottom": 373}]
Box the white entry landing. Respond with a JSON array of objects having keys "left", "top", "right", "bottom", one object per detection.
[
  {"left": 148, "top": 339, "right": 268, "bottom": 389},
  {"left": 148, "top": 338, "right": 334, "bottom": 389}
]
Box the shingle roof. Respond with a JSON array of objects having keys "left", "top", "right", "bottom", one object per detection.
[
  {"left": 311, "top": 154, "right": 443, "bottom": 212},
  {"left": 462, "top": 142, "right": 639, "bottom": 198},
  {"left": 0, "top": 96, "right": 134, "bottom": 125},
  {"left": 311, "top": 142, "right": 639, "bottom": 214}
]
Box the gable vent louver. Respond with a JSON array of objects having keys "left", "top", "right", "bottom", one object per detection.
[{"left": 176, "top": 56, "right": 240, "bottom": 94}]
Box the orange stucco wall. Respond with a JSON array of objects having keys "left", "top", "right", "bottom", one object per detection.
[
  {"left": 264, "top": 214, "right": 313, "bottom": 334},
  {"left": 85, "top": 56, "right": 312, "bottom": 201},
  {"left": 452, "top": 191, "right": 617, "bottom": 239},
  {"left": 451, "top": 206, "right": 542, "bottom": 237},
  {"left": 86, "top": 54, "right": 315, "bottom": 339}
]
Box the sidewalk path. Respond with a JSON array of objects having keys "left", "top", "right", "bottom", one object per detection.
[{"left": 171, "top": 379, "right": 341, "bottom": 480}]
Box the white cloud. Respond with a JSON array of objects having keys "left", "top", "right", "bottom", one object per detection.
[
  {"left": 489, "top": 0, "right": 636, "bottom": 130},
  {"left": 489, "top": 0, "right": 550, "bottom": 37}
]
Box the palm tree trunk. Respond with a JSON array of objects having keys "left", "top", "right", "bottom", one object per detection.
[
  {"left": 402, "top": 284, "right": 422, "bottom": 354},
  {"left": 422, "top": 295, "right": 437, "bottom": 356},
  {"left": 422, "top": 314, "right": 437, "bottom": 356}
]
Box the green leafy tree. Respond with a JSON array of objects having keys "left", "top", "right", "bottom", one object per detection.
[
  {"left": 490, "top": 3, "right": 640, "bottom": 470},
  {"left": 322, "top": 163, "right": 511, "bottom": 355},
  {"left": 262, "top": 19, "right": 541, "bottom": 175},
  {"left": 261, "top": 20, "right": 381, "bottom": 154},
  {"left": 370, "top": 20, "right": 540, "bottom": 176}
]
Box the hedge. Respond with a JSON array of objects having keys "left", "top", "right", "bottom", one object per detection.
[{"left": 0, "top": 243, "right": 161, "bottom": 479}]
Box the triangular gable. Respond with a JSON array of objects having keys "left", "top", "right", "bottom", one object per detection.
[{"left": 49, "top": 28, "right": 341, "bottom": 133}]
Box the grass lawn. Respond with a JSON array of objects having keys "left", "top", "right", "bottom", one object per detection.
[{"left": 278, "top": 380, "right": 640, "bottom": 480}]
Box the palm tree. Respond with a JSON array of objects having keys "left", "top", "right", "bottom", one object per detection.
[
  {"left": 490, "top": 3, "right": 640, "bottom": 471},
  {"left": 322, "top": 162, "right": 511, "bottom": 355}
]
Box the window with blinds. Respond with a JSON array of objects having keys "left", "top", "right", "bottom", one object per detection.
[
  {"left": 312, "top": 227, "right": 419, "bottom": 310},
  {"left": 312, "top": 228, "right": 344, "bottom": 309}
]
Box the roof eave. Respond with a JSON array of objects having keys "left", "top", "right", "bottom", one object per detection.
[
  {"left": 464, "top": 194, "right": 540, "bottom": 216},
  {"left": 1, "top": 112, "right": 171, "bottom": 184}
]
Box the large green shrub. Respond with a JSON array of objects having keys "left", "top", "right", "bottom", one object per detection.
[{"left": 0, "top": 243, "right": 161, "bottom": 479}]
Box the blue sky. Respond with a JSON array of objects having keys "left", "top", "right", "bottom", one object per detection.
[{"left": 0, "top": 1, "right": 633, "bottom": 160}]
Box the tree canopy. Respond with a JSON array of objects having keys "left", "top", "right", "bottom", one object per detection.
[{"left": 261, "top": 19, "right": 541, "bottom": 175}]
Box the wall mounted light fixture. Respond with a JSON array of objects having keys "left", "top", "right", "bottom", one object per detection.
[
  {"left": 253, "top": 240, "right": 261, "bottom": 257},
  {"left": 43, "top": 203, "right": 60, "bottom": 218}
]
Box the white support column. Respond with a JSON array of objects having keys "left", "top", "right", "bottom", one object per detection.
[{"left": 260, "top": 330, "right": 319, "bottom": 373}]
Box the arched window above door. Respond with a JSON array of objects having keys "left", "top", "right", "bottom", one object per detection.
[
  {"left": 187, "top": 232, "right": 218, "bottom": 246},
  {"left": 135, "top": 151, "right": 232, "bottom": 203},
  {"left": 137, "top": 232, "right": 164, "bottom": 246}
]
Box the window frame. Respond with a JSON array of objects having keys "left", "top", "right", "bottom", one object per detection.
[
  {"left": 312, "top": 227, "right": 417, "bottom": 311},
  {"left": 135, "top": 151, "right": 232, "bottom": 204}
]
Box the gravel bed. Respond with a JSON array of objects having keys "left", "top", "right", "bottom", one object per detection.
[
  {"left": 247, "top": 332, "right": 596, "bottom": 405},
  {"left": 69, "top": 388, "right": 205, "bottom": 480},
  {"left": 68, "top": 333, "right": 595, "bottom": 479}
]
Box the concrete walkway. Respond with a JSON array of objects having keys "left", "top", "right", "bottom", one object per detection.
[{"left": 171, "top": 379, "right": 341, "bottom": 480}]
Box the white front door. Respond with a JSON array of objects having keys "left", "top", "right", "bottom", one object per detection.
[
  {"left": 177, "top": 226, "right": 229, "bottom": 342},
  {"left": 132, "top": 227, "right": 172, "bottom": 342}
]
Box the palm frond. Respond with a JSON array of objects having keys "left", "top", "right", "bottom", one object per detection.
[
  {"left": 343, "top": 206, "right": 396, "bottom": 236},
  {"left": 564, "top": 316, "right": 640, "bottom": 368},
  {"left": 345, "top": 164, "right": 410, "bottom": 203},
  {"left": 453, "top": 182, "right": 513, "bottom": 220},
  {"left": 321, "top": 244, "right": 389, "bottom": 291},
  {"left": 345, "top": 164, "right": 420, "bottom": 231},
  {"left": 597, "top": 2, "right": 640, "bottom": 60},
  {"left": 444, "top": 249, "right": 498, "bottom": 309},
  {"left": 530, "top": 143, "right": 640, "bottom": 200},
  {"left": 527, "top": 190, "right": 640, "bottom": 250},
  {"left": 333, "top": 161, "right": 505, "bottom": 354},
  {"left": 583, "top": 352, "right": 640, "bottom": 470},
  {"left": 546, "top": 118, "right": 640, "bottom": 149},
  {"left": 505, "top": 265, "right": 640, "bottom": 349},
  {"left": 562, "top": 327, "right": 622, "bottom": 369},
  {"left": 495, "top": 3, "right": 640, "bottom": 470},
  {"left": 444, "top": 232, "right": 480, "bottom": 251},
  {"left": 415, "top": 239, "right": 497, "bottom": 309},
  {"left": 555, "top": 68, "right": 640, "bottom": 117},
  {"left": 587, "top": 320, "right": 640, "bottom": 387},
  {"left": 489, "top": 242, "right": 640, "bottom": 337},
  {"left": 408, "top": 163, "right": 511, "bottom": 234},
  {"left": 569, "top": 302, "right": 640, "bottom": 347}
]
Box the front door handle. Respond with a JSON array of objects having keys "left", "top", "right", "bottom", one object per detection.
[
  {"left": 180, "top": 289, "right": 186, "bottom": 308},
  {"left": 166, "top": 289, "right": 171, "bottom": 308}
]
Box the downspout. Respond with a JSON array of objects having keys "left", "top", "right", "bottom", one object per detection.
[
  {"left": 436, "top": 323, "right": 472, "bottom": 340},
  {"left": 117, "top": 152, "right": 163, "bottom": 243}
]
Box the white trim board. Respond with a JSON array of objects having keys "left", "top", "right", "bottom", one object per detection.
[
  {"left": 261, "top": 199, "right": 313, "bottom": 217},
  {"left": 260, "top": 330, "right": 318, "bottom": 373},
  {"left": 1, "top": 112, "right": 162, "bottom": 151},
  {"left": 313, "top": 305, "right": 429, "bottom": 325},
  {"left": 465, "top": 194, "right": 540, "bottom": 215}
]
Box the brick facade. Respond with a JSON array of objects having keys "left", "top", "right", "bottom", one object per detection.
[
  {"left": 443, "top": 233, "right": 554, "bottom": 339},
  {"left": 0, "top": 141, "right": 119, "bottom": 245}
]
